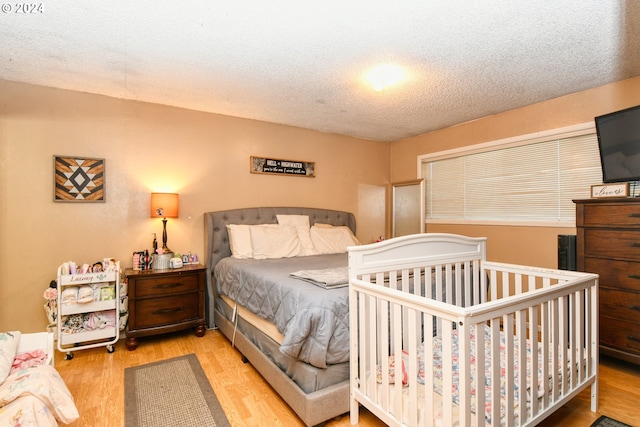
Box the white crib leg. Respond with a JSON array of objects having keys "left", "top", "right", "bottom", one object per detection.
[
  {"left": 350, "top": 397, "right": 359, "bottom": 425},
  {"left": 590, "top": 376, "right": 599, "bottom": 412}
]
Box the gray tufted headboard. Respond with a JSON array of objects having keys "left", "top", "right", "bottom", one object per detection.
[{"left": 203, "top": 207, "right": 356, "bottom": 327}]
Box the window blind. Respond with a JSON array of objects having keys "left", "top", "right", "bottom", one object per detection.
[{"left": 421, "top": 131, "right": 602, "bottom": 224}]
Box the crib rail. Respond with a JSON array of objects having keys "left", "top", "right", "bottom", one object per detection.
[{"left": 348, "top": 236, "right": 598, "bottom": 427}]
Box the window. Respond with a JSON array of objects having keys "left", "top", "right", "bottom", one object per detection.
[{"left": 419, "top": 123, "right": 602, "bottom": 226}]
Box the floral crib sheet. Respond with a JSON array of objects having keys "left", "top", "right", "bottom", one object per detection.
[
  {"left": 424, "top": 324, "right": 569, "bottom": 424},
  {"left": 377, "top": 324, "right": 574, "bottom": 425}
]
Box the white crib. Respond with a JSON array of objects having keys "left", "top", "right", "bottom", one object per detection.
[{"left": 348, "top": 233, "right": 598, "bottom": 427}]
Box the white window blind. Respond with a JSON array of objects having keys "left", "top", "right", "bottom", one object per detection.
[{"left": 421, "top": 130, "right": 602, "bottom": 224}]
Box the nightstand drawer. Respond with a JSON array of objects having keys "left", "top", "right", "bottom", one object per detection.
[
  {"left": 600, "top": 316, "right": 640, "bottom": 354},
  {"left": 134, "top": 293, "right": 200, "bottom": 328},
  {"left": 581, "top": 203, "right": 640, "bottom": 227},
  {"left": 584, "top": 229, "right": 640, "bottom": 262},
  {"left": 600, "top": 289, "right": 640, "bottom": 324},
  {"left": 134, "top": 274, "right": 199, "bottom": 297}
]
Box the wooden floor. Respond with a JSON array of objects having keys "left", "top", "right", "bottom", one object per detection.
[{"left": 54, "top": 328, "right": 640, "bottom": 427}]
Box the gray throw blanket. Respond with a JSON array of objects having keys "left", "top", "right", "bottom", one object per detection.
[{"left": 289, "top": 267, "right": 349, "bottom": 289}]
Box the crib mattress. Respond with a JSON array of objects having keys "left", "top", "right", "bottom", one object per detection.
[{"left": 375, "top": 324, "right": 578, "bottom": 426}]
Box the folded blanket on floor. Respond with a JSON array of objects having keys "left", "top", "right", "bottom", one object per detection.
[{"left": 290, "top": 267, "right": 349, "bottom": 289}]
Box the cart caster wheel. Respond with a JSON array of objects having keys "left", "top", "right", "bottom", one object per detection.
[
  {"left": 107, "top": 345, "right": 115, "bottom": 353},
  {"left": 65, "top": 352, "right": 74, "bottom": 360}
]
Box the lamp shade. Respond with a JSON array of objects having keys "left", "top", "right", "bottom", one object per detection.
[{"left": 150, "top": 193, "right": 179, "bottom": 218}]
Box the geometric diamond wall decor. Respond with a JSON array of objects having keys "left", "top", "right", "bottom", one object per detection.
[{"left": 53, "top": 155, "right": 105, "bottom": 202}]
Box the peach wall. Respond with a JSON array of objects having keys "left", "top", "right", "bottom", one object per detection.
[
  {"left": 0, "top": 79, "right": 389, "bottom": 332},
  {"left": 390, "top": 76, "right": 640, "bottom": 267}
]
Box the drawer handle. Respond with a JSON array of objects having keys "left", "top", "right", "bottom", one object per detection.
[
  {"left": 629, "top": 275, "right": 640, "bottom": 280},
  {"left": 629, "top": 305, "right": 640, "bottom": 312},
  {"left": 629, "top": 243, "right": 640, "bottom": 248},
  {"left": 629, "top": 213, "right": 640, "bottom": 218},
  {"left": 152, "top": 307, "right": 183, "bottom": 315},
  {"left": 153, "top": 282, "right": 183, "bottom": 290},
  {"left": 629, "top": 336, "right": 640, "bottom": 343}
]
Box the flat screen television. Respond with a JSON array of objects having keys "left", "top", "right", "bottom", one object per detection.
[{"left": 595, "top": 104, "right": 640, "bottom": 183}]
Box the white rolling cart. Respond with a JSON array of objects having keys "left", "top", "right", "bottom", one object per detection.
[{"left": 56, "top": 266, "right": 120, "bottom": 360}]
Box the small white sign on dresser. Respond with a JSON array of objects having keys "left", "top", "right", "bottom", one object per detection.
[{"left": 590, "top": 182, "right": 629, "bottom": 198}]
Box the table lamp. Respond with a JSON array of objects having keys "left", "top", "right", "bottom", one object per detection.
[{"left": 150, "top": 193, "right": 179, "bottom": 253}]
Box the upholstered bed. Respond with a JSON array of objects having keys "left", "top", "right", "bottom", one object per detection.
[{"left": 204, "top": 207, "right": 357, "bottom": 427}]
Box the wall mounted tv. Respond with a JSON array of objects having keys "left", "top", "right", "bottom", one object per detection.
[{"left": 595, "top": 104, "right": 640, "bottom": 183}]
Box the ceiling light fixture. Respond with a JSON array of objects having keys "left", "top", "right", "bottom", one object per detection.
[{"left": 366, "top": 63, "right": 406, "bottom": 92}]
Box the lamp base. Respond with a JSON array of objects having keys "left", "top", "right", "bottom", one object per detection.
[{"left": 161, "top": 218, "right": 172, "bottom": 253}]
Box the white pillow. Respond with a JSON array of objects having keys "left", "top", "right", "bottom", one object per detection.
[
  {"left": 0, "top": 331, "right": 20, "bottom": 383},
  {"left": 276, "top": 215, "right": 317, "bottom": 256},
  {"left": 226, "top": 224, "right": 277, "bottom": 259},
  {"left": 310, "top": 225, "right": 360, "bottom": 254},
  {"left": 250, "top": 225, "right": 301, "bottom": 259},
  {"left": 312, "top": 222, "right": 335, "bottom": 228}
]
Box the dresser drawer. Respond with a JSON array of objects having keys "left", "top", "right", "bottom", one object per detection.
[
  {"left": 581, "top": 203, "right": 640, "bottom": 227},
  {"left": 600, "top": 316, "right": 640, "bottom": 354},
  {"left": 600, "top": 289, "right": 640, "bottom": 324},
  {"left": 584, "top": 258, "right": 640, "bottom": 292},
  {"left": 133, "top": 273, "right": 199, "bottom": 297},
  {"left": 583, "top": 229, "right": 640, "bottom": 262},
  {"left": 134, "top": 293, "right": 200, "bottom": 328}
]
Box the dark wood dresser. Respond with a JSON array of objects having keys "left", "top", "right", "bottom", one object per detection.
[
  {"left": 124, "top": 264, "right": 206, "bottom": 350},
  {"left": 575, "top": 198, "right": 640, "bottom": 365}
]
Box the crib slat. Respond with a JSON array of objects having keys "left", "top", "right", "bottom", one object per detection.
[
  {"left": 490, "top": 319, "right": 501, "bottom": 426},
  {"left": 539, "top": 300, "right": 549, "bottom": 411},
  {"left": 407, "top": 308, "right": 418, "bottom": 427},
  {"left": 445, "top": 264, "right": 453, "bottom": 305},
  {"left": 424, "top": 315, "right": 435, "bottom": 427},
  {"left": 457, "top": 321, "right": 471, "bottom": 427},
  {"left": 380, "top": 297, "right": 390, "bottom": 411},
  {"left": 529, "top": 305, "right": 540, "bottom": 419},
  {"left": 569, "top": 292, "right": 577, "bottom": 390},
  {"left": 559, "top": 294, "right": 569, "bottom": 396},
  {"left": 474, "top": 324, "right": 485, "bottom": 427},
  {"left": 367, "top": 291, "right": 378, "bottom": 400},
  {"left": 454, "top": 262, "right": 462, "bottom": 307},
  {"left": 392, "top": 301, "right": 404, "bottom": 424},
  {"left": 516, "top": 309, "right": 527, "bottom": 423},
  {"left": 442, "top": 320, "right": 454, "bottom": 427},
  {"left": 551, "top": 297, "right": 560, "bottom": 402},
  {"left": 504, "top": 314, "right": 515, "bottom": 425}
]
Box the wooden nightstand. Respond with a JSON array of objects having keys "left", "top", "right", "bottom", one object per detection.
[{"left": 124, "top": 264, "right": 206, "bottom": 350}]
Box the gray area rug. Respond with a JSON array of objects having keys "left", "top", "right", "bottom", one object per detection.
[
  {"left": 590, "top": 415, "right": 635, "bottom": 427},
  {"left": 125, "top": 354, "right": 231, "bottom": 427}
]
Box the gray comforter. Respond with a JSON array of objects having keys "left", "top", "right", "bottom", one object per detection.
[{"left": 214, "top": 253, "right": 349, "bottom": 369}]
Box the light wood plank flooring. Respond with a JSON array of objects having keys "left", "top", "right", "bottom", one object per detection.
[{"left": 54, "top": 328, "right": 640, "bottom": 427}]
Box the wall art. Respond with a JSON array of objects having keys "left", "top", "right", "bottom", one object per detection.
[
  {"left": 54, "top": 155, "right": 105, "bottom": 202},
  {"left": 250, "top": 156, "right": 315, "bottom": 177}
]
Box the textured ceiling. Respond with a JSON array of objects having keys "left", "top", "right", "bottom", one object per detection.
[{"left": 1, "top": 1, "right": 639, "bottom": 142}]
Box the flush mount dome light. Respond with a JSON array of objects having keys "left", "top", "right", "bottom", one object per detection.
[{"left": 365, "top": 63, "right": 406, "bottom": 91}]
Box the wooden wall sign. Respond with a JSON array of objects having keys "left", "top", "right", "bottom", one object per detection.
[
  {"left": 54, "top": 155, "right": 105, "bottom": 202},
  {"left": 250, "top": 156, "right": 315, "bottom": 177},
  {"left": 590, "top": 182, "right": 629, "bottom": 198}
]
